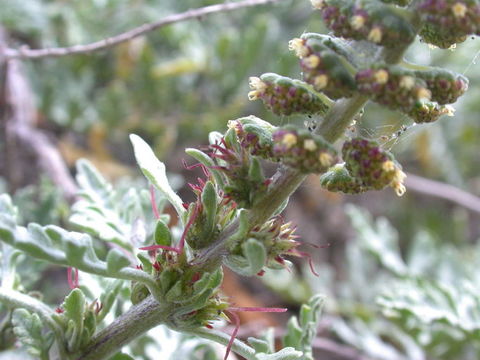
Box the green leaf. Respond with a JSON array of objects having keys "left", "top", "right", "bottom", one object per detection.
[
  {"left": 154, "top": 220, "right": 172, "bottom": 247},
  {"left": 201, "top": 181, "right": 217, "bottom": 235},
  {"left": 281, "top": 295, "right": 324, "bottom": 360},
  {"left": 346, "top": 205, "right": 407, "bottom": 276},
  {"left": 130, "top": 134, "right": 185, "bottom": 220},
  {"left": 106, "top": 248, "right": 132, "bottom": 274},
  {"left": 243, "top": 238, "right": 267, "bottom": 275},
  {"left": 109, "top": 353, "right": 135, "bottom": 360},
  {"left": 63, "top": 288, "right": 86, "bottom": 351},
  {"left": 255, "top": 347, "right": 303, "bottom": 360},
  {"left": 12, "top": 309, "right": 53, "bottom": 360}
]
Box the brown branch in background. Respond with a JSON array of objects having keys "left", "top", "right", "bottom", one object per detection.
[
  {"left": 2, "top": 0, "right": 283, "bottom": 60},
  {"left": 0, "top": 29, "right": 78, "bottom": 202},
  {"left": 405, "top": 172, "right": 480, "bottom": 215}
]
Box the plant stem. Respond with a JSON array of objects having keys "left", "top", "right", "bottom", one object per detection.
[
  {"left": 75, "top": 296, "right": 170, "bottom": 360},
  {"left": 0, "top": 288, "right": 68, "bottom": 359}
]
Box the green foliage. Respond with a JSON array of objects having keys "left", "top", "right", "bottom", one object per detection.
[
  {"left": 11, "top": 309, "right": 53, "bottom": 360},
  {"left": 130, "top": 134, "right": 186, "bottom": 220},
  {"left": 282, "top": 295, "right": 325, "bottom": 360}
]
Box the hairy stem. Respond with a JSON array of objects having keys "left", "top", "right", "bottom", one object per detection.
[
  {"left": 75, "top": 297, "right": 170, "bottom": 360},
  {"left": 0, "top": 288, "right": 68, "bottom": 359}
]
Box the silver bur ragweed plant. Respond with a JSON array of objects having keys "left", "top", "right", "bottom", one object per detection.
[{"left": 0, "top": 0, "right": 475, "bottom": 358}]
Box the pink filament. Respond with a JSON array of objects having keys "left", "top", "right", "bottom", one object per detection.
[
  {"left": 139, "top": 244, "right": 181, "bottom": 254},
  {"left": 228, "top": 307, "right": 287, "bottom": 313},
  {"left": 149, "top": 185, "right": 161, "bottom": 220},
  {"left": 223, "top": 306, "right": 287, "bottom": 360},
  {"left": 224, "top": 310, "right": 240, "bottom": 360},
  {"left": 67, "top": 267, "right": 79, "bottom": 289}
]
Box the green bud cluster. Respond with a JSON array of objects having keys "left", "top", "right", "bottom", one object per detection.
[
  {"left": 417, "top": 0, "right": 480, "bottom": 48},
  {"left": 225, "top": 216, "right": 299, "bottom": 276},
  {"left": 185, "top": 181, "right": 236, "bottom": 250},
  {"left": 230, "top": 116, "right": 277, "bottom": 159},
  {"left": 158, "top": 269, "right": 227, "bottom": 331},
  {"left": 272, "top": 126, "right": 338, "bottom": 173},
  {"left": 311, "top": 0, "right": 416, "bottom": 48},
  {"left": 209, "top": 128, "right": 270, "bottom": 209},
  {"left": 248, "top": 73, "right": 331, "bottom": 115},
  {"left": 52, "top": 289, "right": 98, "bottom": 353},
  {"left": 342, "top": 137, "right": 406, "bottom": 195},
  {"left": 289, "top": 35, "right": 357, "bottom": 99}
]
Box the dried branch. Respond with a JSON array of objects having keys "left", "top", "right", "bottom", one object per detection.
[
  {"left": 405, "top": 172, "right": 480, "bottom": 215},
  {"left": 0, "top": 28, "right": 77, "bottom": 201},
  {"left": 2, "top": 0, "right": 283, "bottom": 60}
]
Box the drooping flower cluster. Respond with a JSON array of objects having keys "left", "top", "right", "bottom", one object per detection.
[
  {"left": 248, "top": 73, "right": 331, "bottom": 115},
  {"left": 311, "top": 0, "right": 416, "bottom": 48},
  {"left": 289, "top": 35, "right": 357, "bottom": 99},
  {"left": 417, "top": 0, "right": 480, "bottom": 48},
  {"left": 272, "top": 126, "right": 338, "bottom": 173},
  {"left": 342, "top": 137, "right": 406, "bottom": 196}
]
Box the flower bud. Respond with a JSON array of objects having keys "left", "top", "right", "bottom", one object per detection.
[
  {"left": 272, "top": 126, "right": 338, "bottom": 173},
  {"left": 408, "top": 100, "right": 455, "bottom": 123},
  {"left": 316, "top": 0, "right": 416, "bottom": 48},
  {"left": 229, "top": 116, "right": 276, "bottom": 159},
  {"left": 414, "top": 68, "right": 469, "bottom": 105},
  {"left": 417, "top": 0, "right": 480, "bottom": 48},
  {"left": 292, "top": 36, "right": 357, "bottom": 99},
  {"left": 319, "top": 163, "right": 367, "bottom": 194},
  {"left": 356, "top": 66, "right": 431, "bottom": 114},
  {"left": 342, "top": 138, "right": 406, "bottom": 196},
  {"left": 248, "top": 73, "right": 331, "bottom": 116}
]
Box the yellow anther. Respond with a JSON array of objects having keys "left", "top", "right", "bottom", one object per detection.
[
  {"left": 350, "top": 15, "right": 366, "bottom": 30},
  {"left": 311, "top": 0, "right": 325, "bottom": 9},
  {"left": 368, "top": 27, "right": 383, "bottom": 43},
  {"left": 303, "top": 54, "right": 321, "bottom": 69},
  {"left": 374, "top": 69, "right": 389, "bottom": 84},
  {"left": 314, "top": 74, "right": 329, "bottom": 89},
  {"left": 399, "top": 76, "right": 415, "bottom": 90},
  {"left": 319, "top": 152, "right": 333, "bottom": 167},
  {"left": 391, "top": 169, "right": 407, "bottom": 196},
  {"left": 416, "top": 87, "right": 432, "bottom": 100},
  {"left": 443, "top": 105, "right": 455, "bottom": 116},
  {"left": 382, "top": 160, "right": 395, "bottom": 172},
  {"left": 451, "top": 2, "right": 467, "bottom": 18},
  {"left": 303, "top": 139, "right": 317, "bottom": 151},
  {"left": 288, "top": 38, "right": 310, "bottom": 58},
  {"left": 248, "top": 77, "right": 267, "bottom": 100},
  {"left": 282, "top": 133, "right": 298, "bottom": 149}
]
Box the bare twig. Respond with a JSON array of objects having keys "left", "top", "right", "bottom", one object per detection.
[
  {"left": 405, "top": 172, "right": 480, "bottom": 215},
  {"left": 0, "top": 29, "right": 77, "bottom": 201},
  {"left": 2, "top": 0, "right": 283, "bottom": 60}
]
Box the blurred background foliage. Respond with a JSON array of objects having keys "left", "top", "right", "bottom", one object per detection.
[{"left": 1, "top": 0, "right": 480, "bottom": 359}]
